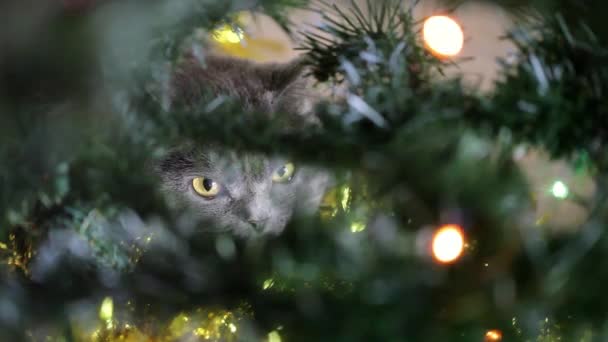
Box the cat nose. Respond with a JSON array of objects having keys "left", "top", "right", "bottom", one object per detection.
[{"left": 248, "top": 219, "right": 268, "bottom": 232}]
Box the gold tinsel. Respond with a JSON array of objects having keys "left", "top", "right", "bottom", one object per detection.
[
  {"left": 71, "top": 297, "right": 257, "bottom": 342},
  {"left": 208, "top": 12, "right": 292, "bottom": 62},
  {"left": 0, "top": 231, "right": 34, "bottom": 275}
]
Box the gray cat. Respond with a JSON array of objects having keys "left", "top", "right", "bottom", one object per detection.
[{"left": 157, "top": 55, "right": 331, "bottom": 237}]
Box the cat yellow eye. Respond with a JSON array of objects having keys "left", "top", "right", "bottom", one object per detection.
[
  {"left": 272, "top": 162, "right": 295, "bottom": 183},
  {"left": 192, "top": 177, "right": 220, "bottom": 197}
]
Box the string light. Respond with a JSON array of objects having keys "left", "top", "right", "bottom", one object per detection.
[
  {"left": 423, "top": 15, "right": 464, "bottom": 57},
  {"left": 431, "top": 224, "right": 465, "bottom": 264}
]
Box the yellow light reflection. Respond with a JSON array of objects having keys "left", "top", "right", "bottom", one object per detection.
[
  {"left": 268, "top": 330, "right": 282, "bottom": 342},
  {"left": 431, "top": 224, "right": 465, "bottom": 264},
  {"left": 423, "top": 15, "right": 464, "bottom": 57},
  {"left": 341, "top": 186, "right": 351, "bottom": 210},
  {"left": 212, "top": 25, "right": 244, "bottom": 44},
  {"left": 263, "top": 278, "right": 275, "bottom": 290},
  {"left": 99, "top": 297, "right": 114, "bottom": 321},
  {"left": 350, "top": 221, "right": 366, "bottom": 233}
]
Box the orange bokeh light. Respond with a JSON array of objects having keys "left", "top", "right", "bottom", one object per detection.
[
  {"left": 431, "top": 224, "right": 465, "bottom": 263},
  {"left": 423, "top": 15, "right": 464, "bottom": 57},
  {"left": 484, "top": 329, "right": 503, "bottom": 341}
]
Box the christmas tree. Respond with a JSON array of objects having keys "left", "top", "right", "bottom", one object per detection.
[{"left": 1, "top": 0, "right": 608, "bottom": 340}]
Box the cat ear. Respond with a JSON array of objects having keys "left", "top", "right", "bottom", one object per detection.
[
  {"left": 170, "top": 54, "right": 238, "bottom": 106},
  {"left": 257, "top": 55, "right": 308, "bottom": 92}
]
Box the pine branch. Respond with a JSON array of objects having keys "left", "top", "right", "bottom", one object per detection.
[{"left": 465, "top": 13, "right": 608, "bottom": 167}]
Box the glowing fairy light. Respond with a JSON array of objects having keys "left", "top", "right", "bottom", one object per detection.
[
  {"left": 431, "top": 224, "right": 465, "bottom": 263},
  {"left": 550, "top": 180, "right": 569, "bottom": 199},
  {"left": 423, "top": 15, "right": 464, "bottom": 57},
  {"left": 212, "top": 24, "right": 244, "bottom": 44},
  {"left": 484, "top": 329, "right": 503, "bottom": 341}
]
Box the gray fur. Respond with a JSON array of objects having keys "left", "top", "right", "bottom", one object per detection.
[
  {"left": 157, "top": 55, "right": 330, "bottom": 237},
  {"left": 171, "top": 54, "right": 317, "bottom": 126}
]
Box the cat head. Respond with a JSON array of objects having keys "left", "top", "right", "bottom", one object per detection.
[
  {"left": 170, "top": 54, "right": 315, "bottom": 124},
  {"left": 157, "top": 55, "right": 330, "bottom": 237}
]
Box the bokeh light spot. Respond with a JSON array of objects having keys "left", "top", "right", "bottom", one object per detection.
[
  {"left": 423, "top": 15, "right": 464, "bottom": 57},
  {"left": 550, "top": 180, "right": 569, "bottom": 199},
  {"left": 431, "top": 224, "right": 465, "bottom": 263},
  {"left": 484, "top": 329, "right": 503, "bottom": 341}
]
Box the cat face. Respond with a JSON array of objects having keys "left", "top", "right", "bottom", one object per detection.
[
  {"left": 158, "top": 146, "right": 329, "bottom": 237},
  {"left": 157, "top": 55, "right": 330, "bottom": 237}
]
